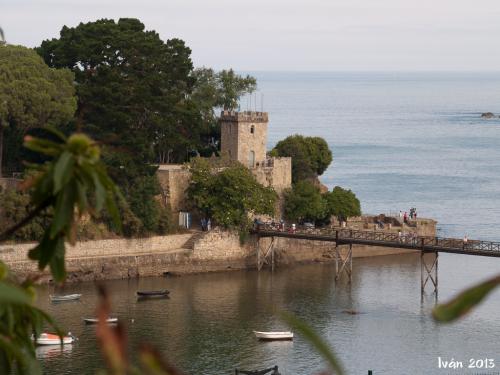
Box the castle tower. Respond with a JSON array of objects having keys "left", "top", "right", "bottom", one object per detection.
[{"left": 219, "top": 111, "right": 268, "bottom": 168}]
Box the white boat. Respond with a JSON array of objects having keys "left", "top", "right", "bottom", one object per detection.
[
  {"left": 33, "top": 332, "right": 75, "bottom": 346},
  {"left": 253, "top": 331, "right": 294, "bottom": 340},
  {"left": 83, "top": 317, "right": 118, "bottom": 325},
  {"left": 50, "top": 294, "right": 82, "bottom": 302}
]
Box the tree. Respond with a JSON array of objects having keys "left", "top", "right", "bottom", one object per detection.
[
  {"left": 284, "top": 180, "right": 327, "bottom": 223},
  {"left": 271, "top": 135, "right": 332, "bottom": 183},
  {"left": 187, "top": 158, "right": 277, "bottom": 229},
  {"left": 191, "top": 68, "right": 257, "bottom": 156},
  {"left": 323, "top": 186, "right": 361, "bottom": 222},
  {"left": 36, "top": 18, "right": 195, "bottom": 229},
  {"left": 0, "top": 45, "right": 76, "bottom": 177}
]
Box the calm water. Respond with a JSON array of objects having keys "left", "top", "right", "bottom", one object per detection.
[
  {"left": 254, "top": 72, "right": 500, "bottom": 240},
  {"left": 38, "top": 255, "right": 500, "bottom": 374},
  {"left": 39, "top": 73, "right": 500, "bottom": 374}
]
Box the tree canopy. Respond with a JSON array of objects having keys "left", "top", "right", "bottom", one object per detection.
[
  {"left": 284, "top": 180, "right": 327, "bottom": 223},
  {"left": 284, "top": 182, "right": 361, "bottom": 224},
  {"left": 34, "top": 19, "right": 258, "bottom": 230},
  {"left": 271, "top": 135, "right": 332, "bottom": 183},
  {"left": 187, "top": 158, "right": 277, "bottom": 229},
  {"left": 323, "top": 186, "right": 361, "bottom": 221},
  {"left": 0, "top": 44, "right": 76, "bottom": 177},
  {"left": 191, "top": 67, "right": 256, "bottom": 156}
]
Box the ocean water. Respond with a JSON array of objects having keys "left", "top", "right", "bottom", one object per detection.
[
  {"left": 249, "top": 72, "right": 500, "bottom": 241},
  {"left": 38, "top": 73, "right": 500, "bottom": 375}
]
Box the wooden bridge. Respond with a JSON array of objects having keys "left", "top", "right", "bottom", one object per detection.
[{"left": 252, "top": 224, "right": 500, "bottom": 293}]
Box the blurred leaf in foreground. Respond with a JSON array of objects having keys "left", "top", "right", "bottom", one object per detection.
[
  {"left": 281, "top": 312, "right": 344, "bottom": 375},
  {"left": 433, "top": 275, "right": 500, "bottom": 323}
]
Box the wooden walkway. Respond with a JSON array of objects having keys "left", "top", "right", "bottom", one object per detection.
[
  {"left": 252, "top": 224, "right": 500, "bottom": 293},
  {"left": 253, "top": 225, "right": 500, "bottom": 258}
]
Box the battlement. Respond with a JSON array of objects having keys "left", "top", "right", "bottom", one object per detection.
[{"left": 220, "top": 110, "right": 268, "bottom": 123}]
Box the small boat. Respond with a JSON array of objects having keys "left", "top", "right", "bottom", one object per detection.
[
  {"left": 50, "top": 294, "right": 82, "bottom": 302},
  {"left": 136, "top": 290, "right": 169, "bottom": 298},
  {"left": 83, "top": 317, "right": 118, "bottom": 325},
  {"left": 33, "top": 332, "right": 75, "bottom": 346},
  {"left": 253, "top": 331, "right": 294, "bottom": 341}
]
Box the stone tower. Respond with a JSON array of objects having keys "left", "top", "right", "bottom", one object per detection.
[{"left": 220, "top": 111, "right": 268, "bottom": 168}]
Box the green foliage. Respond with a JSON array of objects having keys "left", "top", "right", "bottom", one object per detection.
[
  {"left": 23, "top": 130, "right": 121, "bottom": 281},
  {"left": 191, "top": 68, "right": 257, "bottom": 156},
  {"left": 0, "top": 265, "right": 61, "bottom": 375},
  {"left": 0, "top": 188, "right": 47, "bottom": 241},
  {"left": 187, "top": 158, "right": 277, "bottom": 229},
  {"left": 0, "top": 44, "right": 76, "bottom": 176},
  {"left": 36, "top": 18, "right": 195, "bottom": 231},
  {"left": 37, "top": 18, "right": 195, "bottom": 165},
  {"left": 433, "top": 275, "right": 500, "bottom": 323},
  {"left": 0, "top": 130, "right": 120, "bottom": 375},
  {"left": 272, "top": 135, "right": 333, "bottom": 183},
  {"left": 284, "top": 180, "right": 327, "bottom": 223},
  {"left": 323, "top": 186, "right": 361, "bottom": 221}
]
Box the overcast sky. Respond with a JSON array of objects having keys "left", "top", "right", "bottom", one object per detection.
[{"left": 2, "top": 0, "right": 500, "bottom": 71}]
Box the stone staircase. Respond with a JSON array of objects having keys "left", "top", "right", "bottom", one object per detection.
[{"left": 181, "top": 231, "right": 207, "bottom": 250}]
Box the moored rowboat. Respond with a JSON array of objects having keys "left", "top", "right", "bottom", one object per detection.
[
  {"left": 83, "top": 317, "right": 118, "bottom": 325},
  {"left": 33, "top": 332, "right": 75, "bottom": 345},
  {"left": 136, "top": 290, "right": 169, "bottom": 297},
  {"left": 253, "top": 331, "right": 294, "bottom": 340},
  {"left": 50, "top": 294, "right": 82, "bottom": 302}
]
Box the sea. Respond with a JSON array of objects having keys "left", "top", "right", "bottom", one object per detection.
[
  {"left": 252, "top": 71, "right": 500, "bottom": 240},
  {"left": 38, "top": 72, "right": 500, "bottom": 375}
]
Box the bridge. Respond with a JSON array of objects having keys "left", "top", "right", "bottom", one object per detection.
[{"left": 252, "top": 224, "right": 500, "bottom": 294}]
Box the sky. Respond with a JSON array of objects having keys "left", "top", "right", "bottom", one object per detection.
[{"left": 1, "top": 0, "right": 500, "bottom": 71}]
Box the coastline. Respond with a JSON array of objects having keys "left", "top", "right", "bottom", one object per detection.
[{"left": 0, "top": 222, "right": 433, "bottom": 284}]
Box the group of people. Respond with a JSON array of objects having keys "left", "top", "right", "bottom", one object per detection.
[
  {"left": 399, "top": 208, "right": 417, "bottom": 223},
  {"left": 200, "top": 218, "right": 211, "bottom": 231}
]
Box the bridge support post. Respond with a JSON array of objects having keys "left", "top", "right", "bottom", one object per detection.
[
  {"left": 421, "top": 251, "right": 438, "bottom": 293},
  {"left": 257, "top": 237, "right": 276, "bottom": 271},
  {"left": 335, "top": 243, "right": 352, "bottom": 282}
]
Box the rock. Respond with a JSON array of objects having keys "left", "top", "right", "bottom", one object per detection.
[
  {"left": 342, "top": 309, "right": 362, "bottom": 315},
  {"left": 481, "top": 112, "right": 495, "bottom": 119}
]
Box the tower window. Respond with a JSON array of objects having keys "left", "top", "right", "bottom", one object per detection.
[{"left": 250, "top": 125, "right": 255, "bottom": 134}]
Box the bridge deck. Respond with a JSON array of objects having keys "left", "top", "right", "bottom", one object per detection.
[{"left": 252, "top": 226, "right": 500, "bottom": 258}]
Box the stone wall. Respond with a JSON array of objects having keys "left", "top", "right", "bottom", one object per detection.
[
  {"left": 220, "top": 111, "right": 268, "bottom": 167},
  {"left": 0, "top": 227, "right": 428, "bottom": 284},
  {"left": 251, "top": 157, "right": 292, "bottom": 195},
  {"left": 156, "top": 165, "right": 191, "bottom": 213}
]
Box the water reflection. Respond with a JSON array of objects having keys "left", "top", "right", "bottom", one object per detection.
[
  {"left": 36, "top": 253, "right": 500, "bottom": 374},
  {"left": 36, "top": 344, "right": 73, "bottom": 361}
]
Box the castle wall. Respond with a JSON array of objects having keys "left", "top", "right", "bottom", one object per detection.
[
  {"left": 220, "top": 111, "right": 268, "bottom": 167},
  {"left": 156, "top": 165, "right": 191, "bottom": 213},
  {"left": 251, "top": 157, "right": 292, "bottom": 195},
  {"left": 0, "top": 228, "right": 429, "bottom": 283}
]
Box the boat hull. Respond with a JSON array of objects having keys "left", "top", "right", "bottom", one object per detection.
[
  {"left": 83, "top": 318, "right": 118, "bottom": 325},
  {"left": 136, "top": 290, "right": 169, "bottom": 297},
  {"left": 253, "top": 331, "right": 294, "bottom": 340},
  {"left": 33, "top": 333, "right": 74, "bottom": 346},
  {"left": 50, "top": 294, "right": 82, "bottom": 302}
]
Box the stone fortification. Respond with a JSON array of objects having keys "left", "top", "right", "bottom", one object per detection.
[
  {"left": 0, "top": 219, "right": 436, "bottom": 283},
  {"left": 220, "top": 111, "right": 268, "bottom": 168},
  {"left": 156, "top": 111, "right": 292, "bottom": 215}
]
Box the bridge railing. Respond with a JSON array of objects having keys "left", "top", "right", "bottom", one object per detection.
[{"left": 254, "top": 224, "right": 500, "bottom": 255}]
